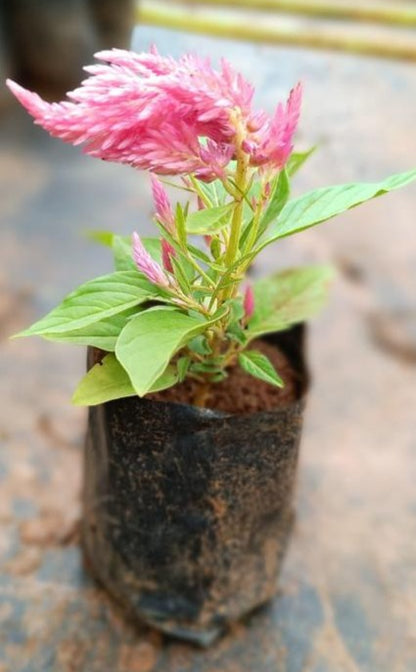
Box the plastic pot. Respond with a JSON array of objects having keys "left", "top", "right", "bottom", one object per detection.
[{"left": 82, "top": 324, "right": 308, "bottom": 646}]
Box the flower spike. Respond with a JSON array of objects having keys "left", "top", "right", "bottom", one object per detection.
[
  {"left": 161, "top": 239, "right": 176, "bottom": 274},
  {"left": 6, "top": 50, "right": 300, "bottom": 179},
  {"left": 132, "top": 232, "right": 169, "bottom": 288},
  {"left": 151, "top": 176, "right": 175, "bottom": 233}
]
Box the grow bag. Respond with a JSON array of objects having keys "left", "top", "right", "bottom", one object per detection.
[{"left": 82, "top": 324, "right": 308, "bottom": 645}]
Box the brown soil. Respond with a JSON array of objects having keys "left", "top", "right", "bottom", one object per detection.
[{"left": 148, "top": 339, "right": 299, "bottom": 415}]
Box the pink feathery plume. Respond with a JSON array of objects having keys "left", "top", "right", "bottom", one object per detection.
[
  {"left": 161, "top": 239, "right": 176, "bottom": 274},
  {"left": 5, "top": 49, "right": 248, "bottom": 180},
  {"left": 243, "top": 284, "right": 255, "bottom": 320},
  {"left": 6, "top": 49, "right": 302, "bottom": 178},
  {"left": 132, "top": 232, "right": 169, "bottom": 288},
  {"left": 150, "top": 176, "right": 175, "bottom": 233},
  {"left": 248, "top": 83, "right": 302, "bottom": 170}
]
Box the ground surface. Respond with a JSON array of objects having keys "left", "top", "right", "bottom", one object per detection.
[{"left": 0, "top": 25, "right": 415, "bottom": 672}]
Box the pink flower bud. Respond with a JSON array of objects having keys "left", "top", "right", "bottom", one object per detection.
[
  {"left": 204, "top": 235, "right": 213, "bottom": 247},
  {"left": 161, "top": 238, "right": 176, "bottom": 274},
  {"left": 132, "top": 232, "right": 169, "bottom": 288},
  {"left": 243, "top": 284, "right": 255, "bottom": 320},
  {"left": 150, "top": 175, "right": 175, "bottom": 233}
]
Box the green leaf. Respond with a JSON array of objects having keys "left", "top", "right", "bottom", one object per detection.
[
  {"left": 188, "top": 334, "right": 212, "bottom": 356},
  {"left": 72, "top": 353, "right": 135, "bottom": 405},
  {"left": 112, "top": 235, "right": 134, "bottom": 270},
  {"left": 112, "top": 235, "right": 162, "bottom": 271},
  {"left": 115, "top": 307, "right": 220, "bottom": 396},
  {"left": 17, "top": 271, "right": 159, "bottom": 337},
  {"left": 171, "top": 255, "right": 193, "bottom": 293},
  {"left": 85, "top": 230, "right": 114, "bottom": 247},
  {"left": 193, "top": 177, "right": 228, "bottom": 207},
  {"left": 286, "top": 146, "right": 317, "bottom": 177},
  {"left": 175, "top": 202, "right": 187, "bottom": 246},
  {"left": 186, "top": 204, "right": 232, "bottom": 235},
  {"left": 72, "top": 353, "right": 177, "bottom": 406},
  {"left": 247, "top": 265, "right": 334, "bottom": 340},
  {"left": 238, "top": 350, "right": 284, "bottom": 388},
  {"left": 177, "top": 356, "right": 191, "bottom": 382},
  {"left": 260, "top": 169, "right": 416, "bottom": 247},
  {"left": 42, "top": 308, "right": 138, "bottom": 351},
  {"left": 258, "top": 169, "right": 290, "bottom": 234}
]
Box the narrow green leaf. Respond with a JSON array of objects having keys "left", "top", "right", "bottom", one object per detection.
[
  {"left": 171, "top": 255, "right": 193, "bottom": 293},
  {"left": 187, "top": 243, "right": 212, "bottom": 265},
  {"left": 72, "top": 353, "right": 177, "bottom": 406},
  {"left": 85, "top": 230, "right": 114, "bottom": 247},
  {"left": 175, "top": 202, "right": 187, "bottom": 246},
  {"left": 238, "top": 350, "right": 284, "bottom": 388},
  {"left": 42, "top": 308, "right": 138, "bottom": 351},
  {"left": 17, "top": 271, "right": 159, "bottom": 337},
  {"left": 177, "top": 356, "right": 191, "bottom": 382},
  {"left": 286, "top": 146, "right": 317, "bottom": 177},
  {"left": 258, "top": 169, "right": 290, "bottom": 233},
  {"left": 247, "top": 265, "right": 334, "bottom": 341},
  {"left": 260, "top": 169, "right": 416, "bottom": 247},
  {"left": 186, "top": 203, "right": 232, "bottom": 235},
  {"left": 115, "top": 307, "right": 219, "bottom": 396}
]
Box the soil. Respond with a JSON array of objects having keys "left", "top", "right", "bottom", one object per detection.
[{"left": 147, "top": 339, "right": 299, "bottom": 415}]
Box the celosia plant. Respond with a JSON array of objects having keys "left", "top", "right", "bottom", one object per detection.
[{"left": 7, "top": 48, "right": 416, "bottom": 406}]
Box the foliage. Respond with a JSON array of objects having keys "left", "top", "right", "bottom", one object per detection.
[{"left": 9, "top": 49, "right": 416, "bottom": 406}]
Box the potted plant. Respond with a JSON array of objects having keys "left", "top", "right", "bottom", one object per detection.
[{"left": 7, "top": 48, "right": 416, "bottom": 645}]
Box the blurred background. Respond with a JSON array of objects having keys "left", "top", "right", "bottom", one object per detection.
[{"left": 0, "top": 2, "right": 416, "bottom": 671}]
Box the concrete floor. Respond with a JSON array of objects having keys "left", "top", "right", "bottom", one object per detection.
[{"left": 0, "top": 26, "right": 415, "bottom": 672}]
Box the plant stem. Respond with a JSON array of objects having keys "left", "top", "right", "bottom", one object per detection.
[
  {"left": 170, "top": 0, "right": 416, "bottom": 28},
  {"left": 193, "top": 380, "right": 212, "bottom": 407},
  {"left": 138, "top": 3, "right": 416, "bottom": 62},
  {"left": 224, "top": 155, "right": 247, "bottom": 270}
]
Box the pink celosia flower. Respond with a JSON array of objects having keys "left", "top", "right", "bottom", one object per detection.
[
  {"left": 6, "top": 48, "right": 301, "bottom": 179},
  {"left": 132, "top": 232, "right": 169, "bottom": 287},
  {"left": 151, "top": 176, "right": 175, "bottom": 233},
  {"left": 246, "top": 83, "right": 302, "bottom": 170},
  {"left": 243, "top": 284, "right": 255, "bottom": 320},
  {"left": 161, "top": 239, "right": 176, "bottom": 274}
]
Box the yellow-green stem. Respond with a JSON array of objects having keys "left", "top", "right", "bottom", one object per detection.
[
  {"left": 169, "top": 0, "right": 416, "bottom": 28},
  {"left": 138, "top": 3, "right": 416, "bottom": 62},
  {"left": 221, "top": 150, "right": 249, "bottom": 300}
]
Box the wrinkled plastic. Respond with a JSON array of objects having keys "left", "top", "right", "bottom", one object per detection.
[{"left": 82, "top": 324, "right": 308, "bottom": 646}]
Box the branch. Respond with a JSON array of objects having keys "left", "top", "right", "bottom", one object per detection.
[
  {"left": 137, "top": 3, "right": 416, "bottom": 62},
  {"left": 175, "top": 0, "right": 416, "bottom": 28}
]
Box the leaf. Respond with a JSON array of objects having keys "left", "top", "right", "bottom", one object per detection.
[
  {"left": 72, "top": 353, "right": 177, "bottom": 406},
  {"left": 186, "top": 203, "right": 232, "bottom": 235},
  {"left": 85, "top": 230, "right": 114, "bottom": 247},
  {"left": 17, "top": 271, "right": 159, "bottom": 337},
  {"left": 286, "top": 146, "right": 316, "bottom": 177},
  {"left": 238, "top": 350, "right": 284, "bottom": 388},
  {"left": 42, "top": 308, "right": 138, "bottom": 351},
  {"left": 246, "top": 265, "right": 334, "bottom": 340},
  {"left": 72, "top": 353, "right": 135, "bottom": 405},
  {"left": 193, "top": 177, "right": 228, "bottom": 207},
  {"left": 112, "top": 235, "right": 162, "bottom": 271},
  {"left": 175, "top": 202, "right": 187, "bottom": 246},
  {"left": 111, "top": 236, "right": 133, "bottom": 271},
  {"left": 258, "top": 169, "right": 290, "bottom": 234},
  {"left": 115, "top": 307, "right": 220, "bottom": 396},
  {"left": 260, "top": 169, "right": 416, "bottom": 247},
  {"left": 177, "top": 356, "right": 191, "bottom": 382}
]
